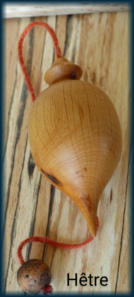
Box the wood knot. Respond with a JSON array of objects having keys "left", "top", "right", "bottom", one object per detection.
[{"left": 41, "top": 169, "right": 61, "bottom": 186}]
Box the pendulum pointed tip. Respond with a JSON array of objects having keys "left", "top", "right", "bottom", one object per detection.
[{"left": 88, "top": 212, "right": 98, "bottom": 238}]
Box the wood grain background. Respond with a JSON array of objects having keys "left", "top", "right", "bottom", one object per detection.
[{"left": 4, "top": 11, "right": 130, "bottom": 293}]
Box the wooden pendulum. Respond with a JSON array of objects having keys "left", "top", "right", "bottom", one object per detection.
[
  {"left": 17, "top": 21, "right": 122, "bottom": 294},
  {"left": 28, "top": 58, "right": 122, "bottom": 237}
]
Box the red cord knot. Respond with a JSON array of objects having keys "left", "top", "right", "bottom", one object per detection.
[{"left": 42, "top": 284, "right": 53, "bottom": 294}]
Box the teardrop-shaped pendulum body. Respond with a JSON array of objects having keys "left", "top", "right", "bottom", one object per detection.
[{"left": 28, "top": 57, "right": 122, "bottom": 237}]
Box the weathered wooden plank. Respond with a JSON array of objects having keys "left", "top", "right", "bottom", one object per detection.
[
  {"left": 4, "top": 11, "right": 130, "bottom": 293},
  {"left": 116, "top": 161, "right": 130, "bottom": 292},
  {"left": 3, "top": 16, "right": 51, "bottom": 289}
]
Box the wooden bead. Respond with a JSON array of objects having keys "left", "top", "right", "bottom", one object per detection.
[
  {"left": 17, "top": 259, "right": 51, "bottom": 293},
  {"left": 44, "top": 57, "right": 82, "bottom": 85}
]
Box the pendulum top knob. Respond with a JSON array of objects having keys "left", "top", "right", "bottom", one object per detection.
[{"left": 44, "top": 57, "right": 82, "bottom": 85}]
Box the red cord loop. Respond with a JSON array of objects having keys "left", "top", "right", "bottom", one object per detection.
[
  {"left": 17, "top": 21, "right": 99, "bottom": 273},
  {"left": 18, "top": 21, "right": 62, "bottom": 101},
  {"left": 17, "top": 217, "right": 99, "bottom": 265}
]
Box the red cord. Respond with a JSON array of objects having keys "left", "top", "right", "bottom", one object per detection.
[
  {"left": 17, "top": 217, "right": 99, "bottom": 265},
  {"left": 17, "top": 22, "right": 99, "bottom": 283},
  {"left": 18, "top": 21, "right": 62, "bottom": 101},
  {"left": 42, "top": 284, "right": 53, "bottom": 294}
]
